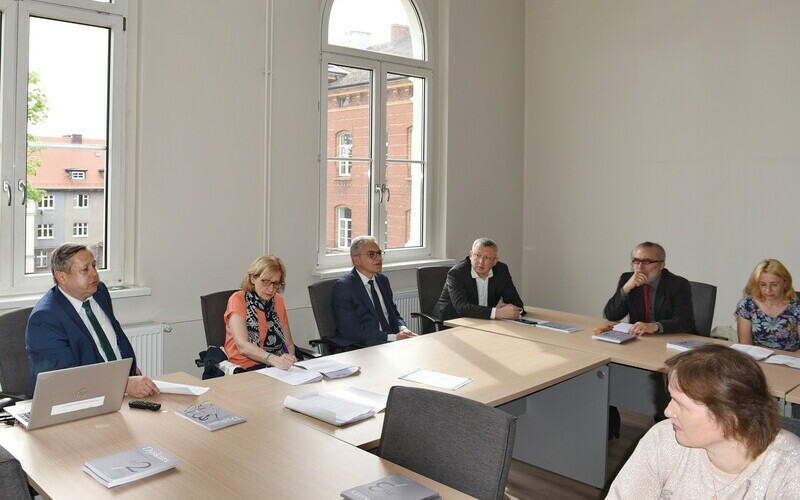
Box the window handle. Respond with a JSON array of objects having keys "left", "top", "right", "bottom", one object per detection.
[
  {"left": 17, "top": 179, "right": 26, "bottom": 206},
  {"left": 374, "top": 183, "right": 383, "bottom": 203},
  {"left": 2, "top": 179, "right": 10, "bottom": 206}
]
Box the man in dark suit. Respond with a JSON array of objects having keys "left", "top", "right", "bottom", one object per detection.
[
  {"left": 603, "top": 241, "right": 696, "bottom": 335},
  {"left": 331, "top": 236, "right": 417, "bottom": 347},
  {"left": 432, "top": 238, "right": 525, "bottom": 322},
  {"left": 25, "top": 243, "right": 159, "bottom": 397}
]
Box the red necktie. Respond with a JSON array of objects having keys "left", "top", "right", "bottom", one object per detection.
[{"left": 642, "top": 284, "right": 651, "bottom": 323}]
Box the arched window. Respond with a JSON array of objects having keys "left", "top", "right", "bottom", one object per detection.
[{"left": 320, "top": 0, "right": 431, "bottom": 264}]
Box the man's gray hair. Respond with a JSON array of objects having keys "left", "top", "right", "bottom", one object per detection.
[
  {"left": 633, "top": 241, "right": 666, "bottom": 261},
  {"left": 50, "top": 243, "right": 89, "bottom": 284},
  {"left": 350, "top": 235, "right": 378, "bottom": 256},
  {"left": 471, "top": 238, "right": 498, "bottom": 252}
]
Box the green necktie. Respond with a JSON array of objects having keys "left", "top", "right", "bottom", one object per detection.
[{"left": 82, "top": 300, "right": 117, "bottom": 361}]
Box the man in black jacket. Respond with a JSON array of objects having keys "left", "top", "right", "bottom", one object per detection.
[
  {"left": 604, "top": 241, "right": 696, "bottom": 335},
  {"left": 433, "top": 238, "right": 524, "bottom": 322}
]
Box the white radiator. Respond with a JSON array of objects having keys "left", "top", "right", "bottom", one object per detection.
[
  {"left": 123, "top": 323, "right": 167, "bottom": 377},
  {"left": 394, "top": 290, "right": 421, "bottom": 332}
]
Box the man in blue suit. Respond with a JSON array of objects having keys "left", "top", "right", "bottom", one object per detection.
[
  {"left": 331, "top": 236, "right": 418, "bottom": 347},
  {"left": 25, "top": 243, "right": 159, "bottom": 398}
]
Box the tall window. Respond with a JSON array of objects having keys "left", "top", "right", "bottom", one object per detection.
[
  {"left": 34, "top": 249, "right": 47, "bottom": 269},
  {"left": 74, "top": 193, "right": 88, "bottom": 208},
  {"left": 320, "top": 0, "right": 431, "bottom": 265},
  {"left": 337, "top": 206, "right": 352, "bottom": 248},
  {"left": 336, "top": 131, "right": 352, "bottom": 176},
  {"left": 0, "top": 1, "right": 126, "bottom": 294}
]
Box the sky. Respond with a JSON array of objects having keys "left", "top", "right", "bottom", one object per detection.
[{"left": 28, "top": 16, "right": 109, "bottom": 140}]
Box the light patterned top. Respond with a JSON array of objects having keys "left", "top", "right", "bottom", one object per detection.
[
  {"left": 606, "top": 419, "right": 800, "bottom": 500},
  {"left": 736, "top": 297, "right": 800, "bottom": 351}
]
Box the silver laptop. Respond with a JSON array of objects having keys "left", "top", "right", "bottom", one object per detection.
[{"left": 5, "top": 358, "right": 132, "bottom": 430}]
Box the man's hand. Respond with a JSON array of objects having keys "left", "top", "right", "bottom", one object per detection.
[
  {"left": 126, "top": 376, "right": 160, "bottom": 398},
  {"left": 495, "top": 304, "right": 522, "bottom": 320},
  {"left": 629, "top": 322, "right": 658, "bottom": 336},
  {"left": 622, "top": 271, "right": 648, "bottom": 294},
  {"left": 268, "top": 353, "right": 296, "bottom": 370},
  {"left": 397, "top": 329, "right": 418, "bottom": 340}
]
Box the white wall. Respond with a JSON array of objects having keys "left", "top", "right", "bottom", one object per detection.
[
  {"left": 524, "top": 0, "right": 800, "bottom": 330},
  {"left": 110, "top": 0, "right": 526, "bottom": 376}
]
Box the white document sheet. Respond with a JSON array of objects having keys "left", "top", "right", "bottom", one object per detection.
[
  {"left": 730, "top": 343, "right": 774, "bottom": 361},
  {"left": 256, "top": 365, "right": 323, "bottom": 385},
  {"left": 399, "top": 368, "right": 472, "bottom": 390},
  {"left": 763, "top": 354, "right": 800, "bottom": 369},
  {"left": 153, "top": 380, "right": 209, "bottom": 396},
  {"left": 294, "top": 358, "right": 361, "bottom": 378},
  {"left": 283, "top": 387, "right": 387, "bottom": 426}
]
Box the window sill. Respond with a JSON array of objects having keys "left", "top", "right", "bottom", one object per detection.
[
  {"left": 313, "top": 257, "right": 455, "bottom": 279},
  {"left": 0, "top": 285, "right": 151, "bottom": 312}
]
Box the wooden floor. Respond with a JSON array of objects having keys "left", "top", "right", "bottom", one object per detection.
[{"left": 505, "top": 410, "right": 654, "bottom": 500}]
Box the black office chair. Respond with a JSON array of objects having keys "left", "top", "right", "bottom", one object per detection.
[
  {"left": 779, "top": 415, "right": 800, "bottom": 437},
  {"left": 0, "top": 445, "right": 32, "bottom": 500},
  {"left": 409, "top": 265, "right": 451, "bottom": 334},
  {"left": 378, "top": 386, "right": 516, "bottom": 500},
  {"left": 196, "top": 289, "right": 238, "bottom": 368},
  {"left": 0, "top": 307, "right": 33, "bottom": 407},
  {"left": 689, "top": 281, "right": 717, "bottom": 337},
  {"left": 307, "top": 278, "right": 363, "bottom": 355}
]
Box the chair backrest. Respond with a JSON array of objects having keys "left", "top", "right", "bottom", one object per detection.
[
  {"left": 0, "top": 307, "right": 33, "bottom": 397},
  {"left": 308, "top": 278, "right": 339, "bottom": 354},
  {"left": 689, "top": 281, "right": 717, "bottom": 337},
  {"left": 416, "top": 265, "right": 451, "bottom": 333},
  {"left": 200, "top": 290, "right": 239, "bottom": 347},
  {"left": 780, "top": 416, "right": 800, "bottom": 437},
  {"left": 0, "top": 444, "right": 30, "bottom": 500},
  {"left": 378, "top": 386, "right": 516, "bottom": 500}
]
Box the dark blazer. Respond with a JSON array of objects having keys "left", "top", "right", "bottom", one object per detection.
[
  {"left": 26, "top": 282, "right": 137, "bottom": 394},
  {"left": 432, "top": 257, "right": 525, "bottom": 322},
  {"left": 603, "top": 269, "right": 696, "bottom": 334},
  {"left": 331, "top": 268, "right": 407, "bottom": 347}
]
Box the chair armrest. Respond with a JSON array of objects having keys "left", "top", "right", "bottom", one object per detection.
[{"left": 409, "top": 312, "right": 444, "bottom": 332}]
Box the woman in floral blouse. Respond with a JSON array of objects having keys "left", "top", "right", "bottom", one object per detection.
[{"left": 736, "top": 259, "right": 800, "bottom": 351}]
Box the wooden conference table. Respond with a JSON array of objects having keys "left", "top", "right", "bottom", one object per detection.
[
  {"left": 446, "top": 306, "right": 800, "bottom": 414},
  {"left": 0, "top": 326, "right": 613, "bottom": 497}
]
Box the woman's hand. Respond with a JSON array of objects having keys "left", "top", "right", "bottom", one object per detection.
[{"left": 268, "top": 352, "right": 296, "bottom": 370}]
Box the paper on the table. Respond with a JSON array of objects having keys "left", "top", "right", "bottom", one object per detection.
[
  {"left": 730, "top": 343, "right": 774, "bottom": 361},
  {"left": 763, "top": 354, "right": 800, "bottom": 369},
  {"left": 153, "top": 380, "right": 209, "bottom": 395},
  {"left": 399, "top": 368, "right": 472, "bottom": 390},
  {"left": 612, "top": 322, "right": 633, "bottom": 333},
  {"left": 294, "top": 358, "right": 361, "bottom": 378},
  {"left": 283, "top": 391, "right": 376, "bottom": 426},
  {"left": 327, "top": 387, "right": 388, "bottom": 413},
  {"left": 257, "top": 365, "right": 323, "bottom": 385}
]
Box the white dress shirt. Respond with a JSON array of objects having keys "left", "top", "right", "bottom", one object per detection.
[
  {"left": 58, "top": 287, "right": 122, "bottom": 361},
  {"left": 470, "top": 266, "right": 497, "bottom": 319}
]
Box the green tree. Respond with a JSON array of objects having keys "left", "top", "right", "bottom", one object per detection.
[{"left": 26, "top": 71, "right": 49, "bottom": 203}]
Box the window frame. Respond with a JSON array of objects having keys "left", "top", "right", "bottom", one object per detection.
[
  {"left": 0, "top": 0, "right": 127, "bottom": 295},
  {"left": 318, "top": 0, "right": 433, "bottom": 268},
  {"left": 73, "top": 192, "right": 88, "bottom": 208},
  {"left": 37, "top": 193, "right": 54, "bottom": 209},
  {"left": 72, "top": 221, "right": 87, "bottom": 237}
]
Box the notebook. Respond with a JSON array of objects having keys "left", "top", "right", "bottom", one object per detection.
[{"left": 5, "top": 358, "right": 132, "bottom": 430}]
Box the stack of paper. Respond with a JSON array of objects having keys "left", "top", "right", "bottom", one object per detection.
[
  {"left": 283, "top": 387, "right": 387, "bottom": 426},
  {"left": 153, "top": 380, "right": 209, "bottom": 395},
  {"left": 399, "top": 368, "right": 472, "bottom": 390},
  {"left": 174, "top": 403, "right": 246, "bottom": 431},
  {"left": 763, "top": 355, "right": 800, "bottom": 369},
  {"left": 295, "top": 358, "right": 361, "bottom": 378},
  {"left": 731, "top": 343, "right": 774, "bottom": 361},
  {"left": 257, "top": 365, "right": 324, "bottom": 385},
  {"left": 592, "top": 323, "right": 636, "bottom": 343},
  {"left": 83, "top": 445, "right": 177, "bottom": 488}
]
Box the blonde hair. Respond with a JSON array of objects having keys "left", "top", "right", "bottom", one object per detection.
[
  {"left": 744, "top": 259, "right": 795, "bottom": 303},
  {"left": 241, "top": 255, "right": 286, "bottom": 293}
]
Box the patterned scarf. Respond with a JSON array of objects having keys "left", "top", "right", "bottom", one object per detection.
[{"left": 244, "top": 290, "right": 285, "bottom": 354}]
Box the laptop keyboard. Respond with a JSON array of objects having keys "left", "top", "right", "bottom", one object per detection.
[{"left": 19, "top": 411, "right": 30, "bottom": 423}]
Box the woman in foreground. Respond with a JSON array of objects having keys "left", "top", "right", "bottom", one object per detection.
[{"left": 607, "top": 344, "right": 800, "bottom": 499}]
